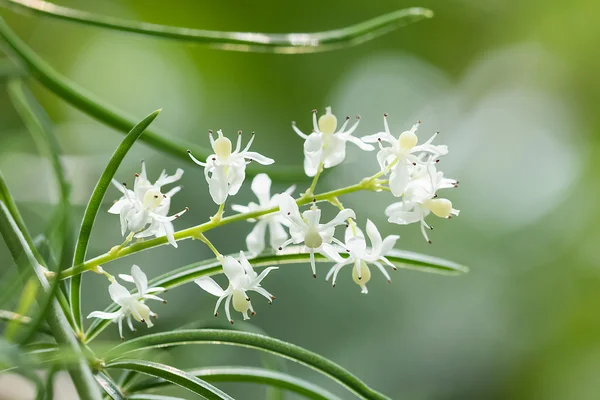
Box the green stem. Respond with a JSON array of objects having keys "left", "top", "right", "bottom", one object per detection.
[
  {"left": 60, "top": 181, "right": 372, "bottom": 278},
  {"left": 195, "top": 232, "right": 223, "bottom": 259},
  {"left": 304, "top": 163, "right": 324, "bottom": 198}
]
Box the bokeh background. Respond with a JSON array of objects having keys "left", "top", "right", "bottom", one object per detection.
[{"left": 1, "top": 0, "right": 599, "bottom": 399}]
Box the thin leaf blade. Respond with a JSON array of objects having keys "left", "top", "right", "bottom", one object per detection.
[
  {"left": 70, "top": 108, "right": 161, "bottom": 333},
  {"left": 106, "top": 359, "right": 233, "bottom": 400},
  {"left": 103, "top": 329, "right": 390, "bottom": 400},
  {"left": 128, "top": 366, "right": 340, "bottom": 400},
  {"left": 4, "top": 0, "right": 432, "bottom": 53}
]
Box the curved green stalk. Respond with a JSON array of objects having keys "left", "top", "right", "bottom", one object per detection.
[
  {"left": 3, "top": 0, "right": 433, "bottom": 53},
  {"left": 128, "top": 366, "right": 340, "bottom": 400},
  {"left": 62, "top": 182, "right": 368, "bottom": 278},
  {"left": 0, "top": 197, "right": 101, "bottom": 400},
  {"left": 69, "top": 109, "right": 161, "bottom": 334},
  {"left": 104, "top": 329, "right": 390, "bottom": 400},
  {"left": 0, "top": 17, "right": 305, "bottom": 181},
  {"left": 106, "top": 359, "right": 233, "bottom": 400},
  {"left": 84, "top": 248, "right": 466, "bottom": 341}
]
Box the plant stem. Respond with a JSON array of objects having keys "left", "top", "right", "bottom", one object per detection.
[
  {"left": 304, "top": 163, "right": 324, "bottom": 197},
  {"left": 195, "top": 232, "right": 223, "bottom": 259},
  {"left": 60, "top": 181, "right": 377, "bottom": 278}
]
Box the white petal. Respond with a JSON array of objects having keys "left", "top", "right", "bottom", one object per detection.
[
  {"left": 228, "top": 163, "right": 246, "bottom": 197},
  {"left": 320, "top": 243, "right": 345, "bottom": 263},
  {"left": 343, "top": 134, "right": 375, "bottom": 151},
  {"left": 118, "top": 274, "right": 134, "bottom": 283},
  {"left": 246, "top": 220, "right": 267, "bottom": 256},
  {"left": 131, "top": 265, "right": 148, "bottom": 295},
  {"left": 154, "top": 168, "right": 184, "bottom": 188},
  {"left": 249, "top": 266, "right": 278, "bottom": 287},
  {"left": 347, "top": 236, "right": 367, "bottom": 258},
  {"left": 243, "top": 151, "right": 274, "bottom": 165},
  {"left": 250, "top": 173, "right": 272, "bottom": 206},
  {"left": 231, "top": 204, "right": 251, "bottom": 214},
  {"left": 108, "top": 282, "right": 132, "bottom": 304},
  {"left": 389, "top": 164, "right": 410, "bottom": 197},
  {"left": 321, "top": 209, "right": 356, "bottom": 230},
  {"left": 108, "top": 199, "right": 129, "bottom": 215},
  {"left": 380, "top": 235, "right": 400, "bottom": 256},
  {"left": 238, "top": 251, "right": 256, "bottom": 279},
  {"left": 87, "top": 310, "right": 122, "bottom": 320},
  {"left": 365, "top": 220, "right": 383, "bottom": 255},
  {"left": 278, "top": 193, "right": 304, "bottom": 227},
  {"left": 344, "top": 224, "right": 364, "bottom": 244},
  {"left": 361, "top": 131, "right": 386, "bottom": 143},
  {"left": 268, "top": 221, "right": 289, "bottom": 250},
  {"left": 209, "top": 166, "right": 229, "bottom": 205},
  {"left": 194, "top": 277, "right": 226, "bottom": 297},
  {"left": 221, "top": 256, "right": 245, "bottom": 282},
  {"left": 322, "top": 136, "right": 346, "bottom": 169}
]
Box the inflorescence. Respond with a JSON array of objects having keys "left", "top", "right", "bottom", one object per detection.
[{"left": 89, "top": 107, "right": 460, "bottom": 335}]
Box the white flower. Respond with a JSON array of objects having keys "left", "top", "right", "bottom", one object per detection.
[
  {"left": 87, "top": 265, "right": 165, "bottom": 339},
  {"left": 195, "top": 252, "right": 278, "bottom": 323},
  {"left": 108, "top": 161, "right": 187, "bottom": 247},
  {"left": 385, "top": 163, "right": 459, "bottom": 243},
  {"left": 322, "top": 220, "right": 399, "bottom": 293},
  {"left": 231, "top": 174, "right": 295, "bottom": 256},
  {"left": 188, "top": 130, "right": 275, "bottom": 205},
  {"left": 292, "top": 107, "right": 374, "bottom": 177},
  {"left": 277, "top": 193, "right": 355, "bottom": 277},
  {"left": 362, "top": 115, "right": 448, "bottom": 197}
]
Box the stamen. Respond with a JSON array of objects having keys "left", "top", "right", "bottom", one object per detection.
[
  {"left": 428, "top": 240, "right": 432, "bottom": 244},
  {"left": 251, "top": 311, "right": 256, "bottom": 316},
  {"left": 270, "top": 295, "right": 276, "bottom": 300},
  {"left": 418, "top": 120, "right": 422, "bottom": 124},
  {"left": 313, "top": 274, "right": 317, "bottom": 278},
  {"left": 208, "top": 130, "right": 213, "bottom": 134},
  {"left": 134, "top": 173, "right": 139, "bottom": 177},
  {"left": 384, "top": 113, "right": 388, "bottom": 117},
  {"left": 163, "top": 300, "right": 167, "bottom": 304},
  {"left": 238, "top": 130, "right": 242, "bottom": 135},
  {"left": 186, "top": 149, "right": 191, "bottom": 153},
  {"left": 230, "top": 320, "right": 234, "bottom": 324},
  {"left": 154, "top": 195, "right": 159, "bottom": 198},
  {"left": 278, "top": 247, "right": 282, "bottom": 250},
  {"left": 356, "top": 115, "right": 360, "bottom": 120},
  {"left": 291, "top": 121, "right": 296, "bottom": 125},
  {"left": 214, "top": 312, "right": 218, "bottom": 317},
  {"left": 312, "top": 109, "right": 317, "bottom": 113},
  {"left": 345, "top": 116, "right": 350, "bottom": 120}
]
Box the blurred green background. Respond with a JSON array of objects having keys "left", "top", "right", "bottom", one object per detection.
[{"left": 1, "top": 0, "right": 599, "bottom": 399}]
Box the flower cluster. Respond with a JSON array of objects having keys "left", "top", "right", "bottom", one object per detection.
[{"left": 90, "top": 107, "right": 460, "bottom": 336}]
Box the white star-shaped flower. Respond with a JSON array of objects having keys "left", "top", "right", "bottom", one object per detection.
[
  {"left": 87, "top": 265, "right": 165, "bottom": 339},
  {"left": 231, "top": 173, "right": 295, "bottom": 256},
  {"left": 195, "top": 252, "right": 278, "bottom": 323},
  {"left": 108, "top": 161, "right": 187, "bottom": 247},
  {"left": 322, "top": 220, "right": 399, "bottom": 293},
  {"left": 277, "top": 193, "right": 355, "bottom": 277},
  {"left": 385, "top": 162, "right": 459, "bottom": 243},
  {"left": 188, "top": 130, "right": 274, "bottom": 205},
  {"left": 362, "top": 115, "right": 448, "bottom": 197},
  {"left": 293, "top": 107, "right": 374, "bottom": 177}
]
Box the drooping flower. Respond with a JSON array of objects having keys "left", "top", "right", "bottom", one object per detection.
[
  {"left": 277, "top": 193, "right": 355, "bottom": 277},
  {"left": 231, "top": 174, "right": 295, "bottom": 256},
  {"left": 195, "top": 252, "right": 278, "bottom": 323},
  {"left": 362, "top": 115, "right": 448, "bottom": 197},
  {"left": 87, "top": 265, "right": 165, "bottom": 339},
  {"left": 188, "top": 130, "right": 274, "bottom": 205},
  {"left": 292, "top": 107, "right": 374, "bottom": 177},
  {"left": 322, "top": 220, "right": 399, "bottom": 293},
  {"left": 108, "top": 161, "right": 187, "bottom": 247},
  {"left": 385, "top": 162, "right": 459, "bottom": 243}
]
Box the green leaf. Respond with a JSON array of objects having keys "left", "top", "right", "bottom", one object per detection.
[
  {"left": 3, "top": 0, "right": 432, "bottom": 53},
  {"left": 0, "top": 194, "right": 102, "bottom": 400},
  {"left": 7, "top": 79, "right": 74, "bottom": 271},
  {"left": 94, "top": 372, "right": 126, "bottom": 400},
  {"left": 128, "top": 366, "right": 341, "bottom": 400},
  {"left": 106, "top": 359, "right": 233, "bottom": 400},
  {"left": 69, "top": 108, "right": 160, "bottom": 333},
  {"left": 103, "top": 329, "right": 390, "bottom": 400},
  {"left": 0, "top": 18, "right": 304, "bottom": 181},
  {"left": 129, "top": 395, "right": 185, "bottom": 400},
  {"left": 85, "top": 248, "right": 467, "bottom": 341}
]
